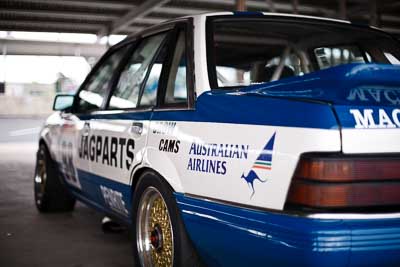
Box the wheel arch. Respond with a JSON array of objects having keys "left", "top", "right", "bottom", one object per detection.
[
  {"left": 38, "top": 137, "right": 57, "bottom": 161},
  {"left": 38, "top": 138, "right": 47, "bottom": 148},
  {"left": 130, "top": 165, "right": 184, "bottom": 203}
]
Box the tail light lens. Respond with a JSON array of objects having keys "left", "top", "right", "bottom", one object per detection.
[{"left": 286, "top": 154, "right": 400, "bottom": 210}]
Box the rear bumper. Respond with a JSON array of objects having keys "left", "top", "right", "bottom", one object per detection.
[{"left": 175, "top": 194, "right": 400, "bottom": 267}]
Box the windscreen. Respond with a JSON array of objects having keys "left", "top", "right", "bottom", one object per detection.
[{"left": 208, "top": 17, "right": 400, "bottom": 88}]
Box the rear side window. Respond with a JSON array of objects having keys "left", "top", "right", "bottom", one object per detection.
[
  {"left": 164, "top": 30, "right": 188, "bottom": 105},
  {"left": 108, "top": 33, "right": 167, "bottom": 109}
]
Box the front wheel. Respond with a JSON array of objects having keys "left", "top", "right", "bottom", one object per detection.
[
  {"left": 132, "top": 171, "right": 202, "bottom": 267},
  {"left": 34, "top": 143, "right": 75, "bottom": 212}
]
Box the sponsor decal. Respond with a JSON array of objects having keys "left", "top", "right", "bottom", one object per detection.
[
  {"left": 153, "top": 121, "right": 177, "bottom": 135},
  {"left": 159, "top": 139, "right": 180, "bottom": 153},
  {"left": 349, "top": 108, "right": 400, "bottom": 129},
  {"left": 100, "top": 185, "right": 129, "bottom": 216},
  {"left": 78, "top": 135, "right": 135, "bottom": 170},
  {"left": 187, "top": 143, "right": 249, "bottom": 175},
  {"left": 347, "top": 87, "right": 400, "bottom": 105},
  {"left": 241, "top": 132, "right": 276, "bottom": 198}
]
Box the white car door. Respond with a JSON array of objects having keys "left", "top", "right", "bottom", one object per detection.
[
  {"left": 58, "top": 45, "right": 130, "bottom": 201},
  {"left": 88, "top": 31, "right": 171, "bottom": 218}
]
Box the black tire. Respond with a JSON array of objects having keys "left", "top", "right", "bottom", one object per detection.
[
  {"left": 131, "top": 171, "right": 203, "bottom": 267},
  {"left": 34, "top": 143, "right": 75, "bottom": 212}
]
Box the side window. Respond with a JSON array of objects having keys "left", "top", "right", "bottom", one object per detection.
[
  {"left": 164, "top": 30, "right": 188, "bottom": 105},
  {"left": 108, "top": 33, "right": 167, "bottom": 109},
  {"left": 76, "top": 47, "right": 128, "bottom": 113}
]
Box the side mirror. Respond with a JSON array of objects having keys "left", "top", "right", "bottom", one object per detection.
[{"left": 53, "top": 94, "right": 74, "bottom": 111}]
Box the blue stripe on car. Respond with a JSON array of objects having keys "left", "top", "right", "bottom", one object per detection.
[
  {"left": 77, "top": 93, "right": 339, "bottom": 129},
  {"left": 68, "top": 169, "right": 132, "bottom": 223}
]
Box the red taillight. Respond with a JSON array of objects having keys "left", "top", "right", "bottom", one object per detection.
[{"left": 286, "top": 155, "right": 400, "bottom": 210}]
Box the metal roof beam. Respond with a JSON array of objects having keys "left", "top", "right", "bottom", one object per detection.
[
  {"left": 98, "top": 0, "right": 171, "bottom": 37},
  {"left": 179, "top": 0, "right": 336, "bottom": 16},
  {"left": 1, "top": 0, "right": 134, "bottom": 11},
  {"left": 135, "top": 17, "right": 168, "bottom": 25},
  {"left": 381, "top": 27, "right": 400, "bottom": 35},
  {"left": 0, "top": 9, "right": 118, "bottom": 22},
  {"left": 0, "top": 38, "right": 106, "bottom": 57},
  {"left": 0, "top": 20, "right": 103, "bottom": 34},
  {"left": 153, "top": 6, "right": 214, "bottom": 16}
]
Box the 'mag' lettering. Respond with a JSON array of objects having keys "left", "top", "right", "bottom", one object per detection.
[{"left": 349, "top": 108, "right": 400, "bottom": 128}]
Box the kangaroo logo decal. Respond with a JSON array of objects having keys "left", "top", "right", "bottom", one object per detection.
[{"left": 241, "top": 132, "right": 276, "bottom": 198}]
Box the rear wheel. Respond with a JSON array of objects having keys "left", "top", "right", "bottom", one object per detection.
[
  {"left": 132, "top": 171, "right": 202, "bottom": 267},
  {"left": 34, "top": 143, "right": 75, "bottom": 212}
]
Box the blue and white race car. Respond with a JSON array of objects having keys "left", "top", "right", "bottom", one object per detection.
[{"left": 34, "top": 12, "right": 400, "bottom": 267}]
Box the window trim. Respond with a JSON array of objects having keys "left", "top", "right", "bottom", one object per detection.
[
  {"left": 103, "top": 19, "right": 195, "bottom": 112},
  {"left": 156, "top": 21, "right": 195, "bottom": 110},
  {"left": 137, "top": 31, "right": 172, "bottom": 108},
  {"left": 103, "top": 41, "right": 140, "bottom": 111},
  {"left": 103, "top": 28, "right": 170, "bottom": 111},
  {"left": 103, "top": 30, "right": 172, "bottom": 111},
  {"left": 70, "top": 18, "right": 195, "bottom": 116}
]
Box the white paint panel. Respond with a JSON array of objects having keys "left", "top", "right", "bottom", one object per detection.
[
  {"left": 192, "top": 12, "right": 234, "bottom": 96},
  {"left": 88, "top": 119, "right": 150, "bottom": 185},
  {"left": 342, "top": 128, "right": 400, "bottom": 153},
  {"left": 145, "top": 121, "right": 341, "bottom": 210},
  {"left": 193, "top": 15, "right": 211, "bottom": 95}
]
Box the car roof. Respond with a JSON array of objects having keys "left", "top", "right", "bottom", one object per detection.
[
  {"left": 194, "top": 11, "right": 351, "bottom": 24},
  {"left": 117, "top": 11, "right": 388, "bottom": 50}
]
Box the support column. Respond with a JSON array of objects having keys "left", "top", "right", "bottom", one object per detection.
[
  {"left": 1, "top": 42, "right": 7, "bottom": 93},
  {"left": 267, "top": 0, "right": 276, "bottom": 12},
  {"left": 236, "top": 0, "right": 246, "bottom": 11},
  {"left": 338, "top": 0, "right": 347, "bottom": 20},
  {"left": 292, "top": 0, "right": 299, "bottom": 14},
  {"left": 369, "top": 0, "right": 380, "bottom": 27}
]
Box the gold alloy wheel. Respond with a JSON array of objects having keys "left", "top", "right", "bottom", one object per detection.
[
  {"left": 137, "top": 187, "right": 174, "bottom": 267},
  {"left": 34, "top": 149, "right": 47, "bottom": 205}
]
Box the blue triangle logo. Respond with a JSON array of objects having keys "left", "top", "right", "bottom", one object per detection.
[{"left": 241, "top": 132, "right": 276, "bottom": 198}]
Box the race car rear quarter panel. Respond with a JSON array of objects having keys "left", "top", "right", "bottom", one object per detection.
[
  {"left": 146, "top": 92, "right": 341, "bottom": 210},
  {"left": 176, "top": 193, "right": 400, "bottom": 267}
]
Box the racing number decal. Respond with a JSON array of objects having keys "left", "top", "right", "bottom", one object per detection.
[{"left": 60, "top": 140, "right": 80, "bottom": 188}]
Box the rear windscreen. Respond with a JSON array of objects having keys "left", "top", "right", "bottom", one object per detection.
[{"left": 208, "top": 17, "right": 400, "bottom": 88}]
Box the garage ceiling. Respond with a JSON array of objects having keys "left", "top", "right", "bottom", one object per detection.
[{"left": 0, "top": 0, "right": 399, "bottom": 38}]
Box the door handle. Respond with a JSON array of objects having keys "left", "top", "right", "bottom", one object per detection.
[
  {"left": 82, "top": 122, "right": 90, "bottom": 136},
  {"left": 61, "top": 112, "right": 72, "bottom": 120},
  {"left": 130, "top": 122, "right": 143, "bottom": 135}
]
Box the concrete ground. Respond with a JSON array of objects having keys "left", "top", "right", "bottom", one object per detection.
[{"left": 0, "top": 118, "right": 134, "bottom": 267}]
